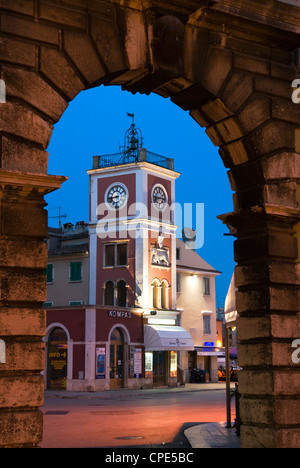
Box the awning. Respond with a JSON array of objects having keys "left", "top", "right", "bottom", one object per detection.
[
  {"left": 144, "top": 325, "right": 194, "bottom": 351},
  {"left": 224, "top": 272, "right": 238, "bottom": 325}
]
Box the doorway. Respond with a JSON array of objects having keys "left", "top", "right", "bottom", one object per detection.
[
  {"left": 153, "top": 351, "right": 167, "bottom": 387},
  {"left": 47, "top": 327, "right": 68, "bottom": 390},
  {"left": 110, "top": 328, "right": 125, "bottom": 389}
]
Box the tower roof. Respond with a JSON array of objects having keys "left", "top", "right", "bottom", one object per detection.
[{"left": 90, "top": 114, "right": 175, "bottom": 172}]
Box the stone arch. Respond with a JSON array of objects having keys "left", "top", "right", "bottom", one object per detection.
[{"left": 0, "top": 0, "right": 300, "bottom": 449}]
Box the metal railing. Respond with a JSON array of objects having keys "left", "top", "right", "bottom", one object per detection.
[{"left": 92, "top": 148, "right": 174, "bottom": 171}]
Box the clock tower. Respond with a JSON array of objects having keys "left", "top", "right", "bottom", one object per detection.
[{"left": 87, "top": 116, "right": 181, "bottom": 314}]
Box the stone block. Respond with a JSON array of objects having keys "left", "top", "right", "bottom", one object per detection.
[
  {"left": 221, "top": 139, "right": 249, "bottom": 166},
  {"left": 0, "top": 202, "right": 48, "bottom": 239},
  {"left": 63, "top": 30, "right": 105, "bottom": 85},
  {"left": 40, "top": 47, "right": 85, "bottom": 101},
  {"left": 271, "top": 97, "right": 300, "bottom": 124},
  {"left": 38, "top": 1, "right": 87, "bottom": 30},
  {"left": 0, "top": 269, "right": 46, "bottom": 303},
  {"left": 3, "top": 67, "right": 68, "bottom": 123},
  {"left": 240, "top": 398, "right": 275, "bottom": 426},
  {"left": 1, "top": 13, "right": 59, "bottom": 45},
  {"left": 122, "top": 9, "right": 148, "bottom": 70},
  {"left": 237, "top": 315, "right": 300, "bottom": 341},
  {"left": 240, "top": 425, "right": 275, "bottom": 448},
  {"left": 276, "top": 428, "right": 300, "bottom": 448},
  {"left": 0, "top": 411, "right": 43, "bottom": 448},
  {"left": 1, "top": 340, "right": 44, "bottom": 372},
  {"left": 0, "top": 307, "right": 45, "bottom": 337},
  {"left": 274, "top": 371, "right": 300, "bottom": 396},
  {"left": 0, "top": 375, "right": 44, "bottom": 409},
  {"left": 0, "top": 239, "right": 47, "bottom": 269},
  {"left": 200, "top": 47, "right": 232, "bottom": 96},
  {"left": 214, "top": 117, "right": 244, "bottom": 143},
  {"left": 239, "top": 96, "right": 271, "bottom": 132},
  {"left": 0, "top": 136, "right": 49, "bottom": 174},
  {"left": 255, "top": 75, "right": 292, "bottom": 100},
  {"left": 234, "top": 53, "right": 269, "bottom": 75},
  {"left": 253, "top": 121, "right": 296, "bottom": 155},
  {"left": 0, "top": 0, "right": 35, "bottom": 16},
  {"left": 189, "top": 108, "right": 210, "bottom": 128},
  {"left": 238, "top": 370, "right": 274, "bottom": 396},
  {"left": 0, "top": 37, "right": 36, "bottom": 68},
  {"left": 261, "top": 153, "right": 300, "bottom": 180},
  {"left": 90, "top": 15, "right": 127, "bottom": 74},
  {"left": 0, "top": 102, "right": 52, "bottom": 148},
  {"left": 241, "top": 424, "right": 300, "bottom": 449},
  {"left": 238, "top": 342, "right": 272, "bottom": 367},
  {"left": 221, "top": 72, "right": 253, "bottom": 113},
  {"left": 201, "top": 98, "right": 232, "bottom": 123},
  {"left": 263, "top": 181, "right": 298, "bottom": 207}
]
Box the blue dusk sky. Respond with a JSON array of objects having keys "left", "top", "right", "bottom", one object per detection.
[{"left": 45, "top": 85, "right": 235, "bottom": 306}]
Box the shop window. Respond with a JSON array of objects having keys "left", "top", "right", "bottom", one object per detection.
[
  {"left": 117, "top": 280, "right": 127, "bottom": 307},
  {"left": 70, "top": 261, "right": 82, "bottom": 282},
  {"left": 203, "top": 277, "right": 210, "bottom": 295},
  {"left": 104, "top": 243, "right": 128, "bottom": 267},
  {"left": 46, "top": 264, "right": 54, "bottom": 283},
  {"left": 104, "top": 281, "right": 114, "bottom": 305}
]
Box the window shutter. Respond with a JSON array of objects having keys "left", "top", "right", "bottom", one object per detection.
[
  {"left": 70, "top": 262, "right": 82, "bottom": 281},
  {"left": 46, "top": 264, "right": 53, "bottom": 283}
]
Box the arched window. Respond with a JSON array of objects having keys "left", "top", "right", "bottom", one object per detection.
[
  {"left": 104, "top": 281, "right": 114, "bottom": 306},
  {"left": 152, "top": 280, "right": 160, "bottom": 309},
  {"left": 117, "top": 280, "right": 127, "bottom": 307},
  {"left": 161, "top": 281, "right": 169, "bottom": 309}
]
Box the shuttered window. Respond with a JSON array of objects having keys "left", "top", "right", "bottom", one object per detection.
[
  {"left": 46, "top": 264, "right": 54, "bottom": 283},
  {"left": 70, "top": 262, "right": 82, "bottom": 282}
]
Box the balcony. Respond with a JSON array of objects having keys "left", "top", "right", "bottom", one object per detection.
[{"left": 92, "top": 148, "right": 174, "bottom": 171}]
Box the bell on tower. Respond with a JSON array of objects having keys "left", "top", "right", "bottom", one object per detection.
[{"left": 120, "top": 113, "right": 144, "bottom": 163}]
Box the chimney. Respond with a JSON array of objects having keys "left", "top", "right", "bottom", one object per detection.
[
  {"left": 75, "top": 221, "right": 88, "bottom": 233},
  {"left": 63, "top": 222, "right": 74, "bottom": 234}
]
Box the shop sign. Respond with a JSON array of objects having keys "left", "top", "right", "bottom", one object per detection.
[{"left": 108, "top": 310, "right": 131, "bottom": 318}]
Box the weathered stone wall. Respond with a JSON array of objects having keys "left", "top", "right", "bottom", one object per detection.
[{"left": 0, "top": 0, "right": 299, "bottom": 447}]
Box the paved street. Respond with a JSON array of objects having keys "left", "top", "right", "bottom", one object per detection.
[{"left": 40, "top": 383, "right": 235, "bottom": 448}]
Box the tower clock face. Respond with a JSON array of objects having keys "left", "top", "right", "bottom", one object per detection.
[
  {"left": 106, "top": 184, "right": 127, "bottom": 209},
  {"left": 152, "top": 184, "right": 168, "bottom": 210}
]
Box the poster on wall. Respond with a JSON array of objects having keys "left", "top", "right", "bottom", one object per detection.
[
  {"left": 96, "top": 347, "right": 106, "bottom": 379},
  {"left": 130, "top": 346, "right": 142, "bottom": 378},
  {"left": 134, "top": 348, "right": 142, "bottom": 378}
]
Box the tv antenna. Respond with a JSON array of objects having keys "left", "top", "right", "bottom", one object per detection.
[{"left": 48, "top": 206, "right": 67, "bottom": 228}]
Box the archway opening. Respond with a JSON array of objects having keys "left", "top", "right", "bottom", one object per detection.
[
  {"left": 47, "top": 327, "right": 68, "bottom": 390},
  {"left": 45, "top": 85, "right": 235, "bottom": 307},
  {"left": 109, "top": 327, "right": 125, "bottom": 389}
]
